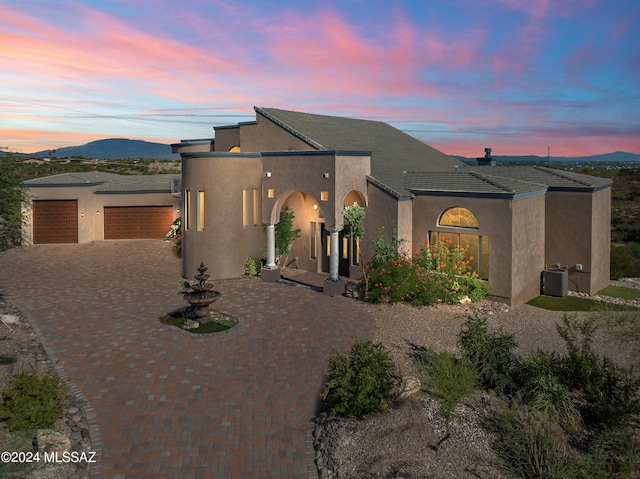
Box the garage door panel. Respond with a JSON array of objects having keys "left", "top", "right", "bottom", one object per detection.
[
  {"left": 104, "top": 206, "right": 173, "bottom": 239},
  {"left": 33, "top": 200, "right": 78, "bottom": 244}
]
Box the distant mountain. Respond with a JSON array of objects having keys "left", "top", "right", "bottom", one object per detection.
[
  {"left": 454, "top": 151, "right": 640, "bottom": 165},
  {"left": 29, "top": 139, "right": 179, "bottom": 160}
]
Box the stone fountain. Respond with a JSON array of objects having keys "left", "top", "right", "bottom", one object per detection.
[{"left": 183, "top": 262, "right": 221, "bottom": 320}]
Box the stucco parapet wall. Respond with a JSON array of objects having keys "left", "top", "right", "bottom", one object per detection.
[
  {"left": 261, "top": 150, "right": 372, "bottom": 157},
  {"left": 366, "top": 175, "right": 407, "bottom": 200},
  {"left": 181, "top": 152, "right": 262, "bottom": 159}
]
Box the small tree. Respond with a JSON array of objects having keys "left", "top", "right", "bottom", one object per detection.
[
  {"left": 0, "top": 158, "right": 31, "bottom": 251},
  {"left": 344, "top": 202, "right": 366, "bottom": 291},
  {"left": 274, "top": 205, "right": 301, "bottom": 268}
]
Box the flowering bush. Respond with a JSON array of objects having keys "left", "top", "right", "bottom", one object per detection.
[{"left": 364, "top": 235, "right": 490, "bottom": 306}]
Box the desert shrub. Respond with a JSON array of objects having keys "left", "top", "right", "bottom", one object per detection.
[
  {"left": 610, "top": 243, "right": 640, "bottom": 280},
  {"left": 555, "top": 315, "right": 640, "bottom": 429},
  {"left": 414, "top": 348, "right": 478, "bottom": 446},
  {"left": 0, "top": 371, "right": 68, "bottom": 433},
  {"left": 580, "top": 426, "right": 640, "bottom": 478},
  {"left": 364, "top": 233, "right": 490, "bottom": 306},
  {"left": 493, "top": 405, "right": 575, "bottom": 479},
  {"left": 243, "top": 257, "right": 264, "bottom": 276},
  {"left": 322, "top": 340, "right": 401, "bottom": 419},
  {"left": 516, "top": 350, "right": 583, "bottom": 433},
  {"left": 458, "top": 315, "right": 517, "bottom": 393}
]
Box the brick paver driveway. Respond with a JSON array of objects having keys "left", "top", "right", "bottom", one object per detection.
[{"left": 0, "top": 240, "right": 374, "bottom": 478}]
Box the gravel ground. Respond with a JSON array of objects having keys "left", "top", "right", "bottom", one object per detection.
[{"left": 323, "top": 297, "right": 639, "bottom": 479}]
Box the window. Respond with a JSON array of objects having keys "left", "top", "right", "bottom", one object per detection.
[
  {"left": 439, "top": 207, "right": 479, "bottom": 228},
  {"left": 310, "top": 222, "right": 317, "bottom": 260},
  {"left": 184, "top": 190, "right": 191, "bottom": 230},
  {"left": 429, "top": 231, "right": 489, "bottom": 280},
  {"left": 242, "top": 189, "right": 247, "bottom": 227},
  {"left": 253, "top": 188, "right": 258, "bottom": 225},
  {"left": 351, "top": 237, "right": 361, "bottom": 266},
  {"left": 230, "top": 146, "right": 241, "bottom": 152},
  {"left": 197, "top": 191, "right": 205, "bottom": 230},
  {"left": 320, "top": 191, "right": 329, "bottom": 201},
  {"left": 267, "top": 188, "right": 275, "bottom": 198},
  {"left": 432, "top": 207, "right": 487, "bottom": 279}
]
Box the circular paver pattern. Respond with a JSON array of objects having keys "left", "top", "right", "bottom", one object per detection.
[{"left": 0, "top": 240, "right": 374, "bottom": 478}]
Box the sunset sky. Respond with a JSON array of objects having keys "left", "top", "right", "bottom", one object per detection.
[{"left": 1, "top": 0, "right": 639, "bottom": 157}]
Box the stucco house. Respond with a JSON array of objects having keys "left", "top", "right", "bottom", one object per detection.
[
  {"left": 23, "top": 172, "right": 181, "bottom": 244},
  {"left": 172, "top": 107, "right": 612, "bottom": 308}
]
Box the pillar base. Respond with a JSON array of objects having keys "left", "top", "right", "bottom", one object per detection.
[
  {"left": 260, "top": 267, "right": 281, "bottom": 282},
  {"left": 323, "top": 278, "right": 345, "bottom": 297}
]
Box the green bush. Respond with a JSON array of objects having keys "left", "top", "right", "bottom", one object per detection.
[
  {"left": 322, "top": 340, "right": 401, "bottom": 419},
  {"left": 516, "top": 350, "right": 583, "bottom": 433},
  {"left": 414, "top": 348, "right": 477, "bottom": 443},
  {"left": 0, "top": 371, "right": 68, "bottom": 433},
  {"left": 243, "top": 257, "right": 264, "bottom": 276},
  {"left": 364, "top": 233, "right": 491, "bottom": 306},
  {"left": 610, "top": 242, "right": 640, "bottom": 280},
  {"left": 493, "top": 405, "right": 575, "bottom": 479},
  {"left": 555, "top": 315, "right": 640, "bottom": 429},
  {"left": 458, "top": 315, "right": 517, "bottom": 393},
  {"left": 581, "top": 426, "right": 640, "bottom": 478}
]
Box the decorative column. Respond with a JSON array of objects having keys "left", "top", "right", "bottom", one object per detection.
[
  {"left": 261, "top": 223, "right": 280, "bottom": 282},
  {"left": 265, "top": 224, "right": 276, "bottom": 269},
  {"left": 329, "top": 230, "right": 340, "bottom": 281},
  {"left": 323, "top": 228, "right": 345, "bottom": 296}
]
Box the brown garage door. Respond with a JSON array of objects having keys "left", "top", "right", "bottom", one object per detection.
[
  {"left": 104, "top": 206, "right": 173, "bottom": 240},
  {"left": 33, "top": 200, "right": 78, "bottom": 244}
]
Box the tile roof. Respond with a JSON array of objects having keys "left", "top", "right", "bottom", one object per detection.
[
  {"left": 469, "top": 166, "right": 613, "bottom": 191},
  {"left": 256, "top": 107, "right": 463, "bottom": 197},
  {"left": 24, "top": 172, "right": 180, "bottom": 193},
  {"left": 404, "top": 171, "right": 547, "bottom": 198},
  {"left": 23, "top": 171, "right": 121, "bottom": 186}
]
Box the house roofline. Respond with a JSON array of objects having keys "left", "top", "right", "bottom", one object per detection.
[
  {"left": 254, "top": 106, "right": 324, "bottom": 150},
  {"left": 261, "top": 150, "right": 372, "bottom": 157}
]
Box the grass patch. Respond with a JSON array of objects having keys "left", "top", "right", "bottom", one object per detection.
[
  {"left": 527, "top": 295, "right": 639, "bottom": 312},
  {"left": 597, "top": 285, "right": 640, "bottom": 301},
  {"left": 166, "top": 314, "right": 237, "bottom": 334}
]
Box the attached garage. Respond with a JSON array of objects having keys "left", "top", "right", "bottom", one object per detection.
[
  {"left": 104, "top": 206, "right": 173, "bottom": 240},
  {"left": 32, "top": 200, "right": 78, "bottom": 244}
]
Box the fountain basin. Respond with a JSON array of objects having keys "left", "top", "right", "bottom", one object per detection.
[{"left": 183, "top": 291, "right": 221, "bottom": 318}]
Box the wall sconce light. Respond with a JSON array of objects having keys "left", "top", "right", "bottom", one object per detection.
[
  {"left": 96, "top": 210, "right": 100, "bottom": 215},
  {"left": 80, "top": 212, "right": 85, "bottom": 218},
  {"left": 313, "top": 204, "right": 318, "bottom": 210},
  {"left": 323, "top": 172, "right": 330, "bottom": 179},
  {"left": 176, "top": 208, "right": 181, "bottom": 214},
  {"left": 265, "top": 172, "right": 271, "bottom": 178}
]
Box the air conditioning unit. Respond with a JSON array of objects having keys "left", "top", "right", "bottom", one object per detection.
[{"left": 542, "top": 268, "right": 568, "bottom": 298}]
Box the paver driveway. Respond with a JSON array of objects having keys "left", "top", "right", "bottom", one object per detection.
[{"left": 0, "top": 240, "right": 374, "bottom": 478}]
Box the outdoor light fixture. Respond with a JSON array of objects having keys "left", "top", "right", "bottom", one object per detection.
[
  {"left": 96, "top": 210, "right": 100, "bottom": 215},
  {"left": 323, "top": 172, "right": 330, "bottom": 179},
  {"left": 176, "top": 208, "right": 181, "bottom": 214},
  {"left": 265, "top": 172, "right": 271, "bottom": 178},
  {"left": 80, "top": 212, "right": 84, "bottom": 218}
]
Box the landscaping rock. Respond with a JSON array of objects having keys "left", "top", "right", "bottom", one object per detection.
[
  {"left": 36, "top": 429, "right": 71, "bottom": 455},
  {"left": 398, "top": 376, "right": 421, "bottom": 399}
]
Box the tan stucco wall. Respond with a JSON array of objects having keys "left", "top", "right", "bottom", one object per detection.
[
  {"left": 181, "top": 153, "right": 264, "bottom": 279},
  {"left": 240, "top": 113, "right": 314, "bottom": 152},
  {"left": 411, "top": 193, "right": 546, "bottom": 307},
  {"left": 545, "top": 188, "right": 611, "bottom": 294},
  {"left": 360, "top": 183, "right": 404, "bottom": 262},
  {"left": 510, "top": 195, "right": 546, "bottom": 307},
  {"left": 213, "top": 127, "right": 241, "bottom": 152},
  {"left": 25, "top": 187, "right": 180, "bottom": 244}
]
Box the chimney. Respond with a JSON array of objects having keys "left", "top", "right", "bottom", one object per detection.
[{"left": 476, "top": 147, "right": 496, "bottom": 166}]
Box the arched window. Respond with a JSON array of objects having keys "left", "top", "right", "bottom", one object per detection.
[
  {"left": 431, "top": 207, "right": 488, "bottom": 279},
  {"left": 439, "top": 207, "right": 479, "bottom": 228},
  {"left": 229, "top": 146, "right": 241, "bottom": 152}
]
